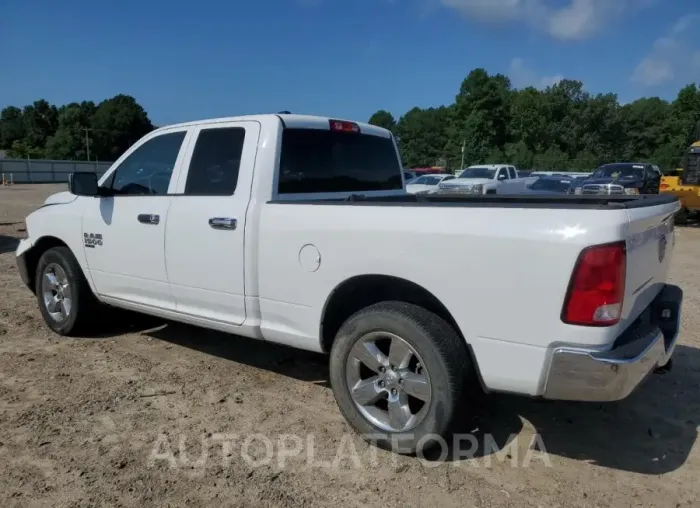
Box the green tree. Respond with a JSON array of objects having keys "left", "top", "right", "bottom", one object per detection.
[
  {"left": 90, "top": 94, "right": 154, "bottom": 160},
  {"left": 0, "top": 95, "right": 153, "bottom": 161},
  {"left": 669, "top": 84, "right": 700, "bottom": 148},
  {"left": 373, "top": 71, "right": 700, "bottom": 173},
  {"left": 450, "top": 69, "right": 512, "bottom": 166},
  {"left": 0, "top": 106, "right": 26, "bottom": 149},
  {"left": 618, "top": 97, "right": 671, "bottom": 161},
  {"left": 21, "top": 99, "right": 58, "bottom": 152},
  {"left": 368, "top": 110, "right": 396, "bottom": 132},
  {"left": 7, "top": 139, "right": 44, "bottom": 158},
  {"left": 504, "top": 140, "right": 535, "bottom": 169},
  {"left": 396, "top": 106, "right": 450, "bottom": 168},
  {"left": 45, "top": 102, "right": 95, "bottom": 160}
]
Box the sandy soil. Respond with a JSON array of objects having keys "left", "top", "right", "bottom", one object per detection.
[{"left": 0, "top": 184, "right": 698, "bottom": 508}]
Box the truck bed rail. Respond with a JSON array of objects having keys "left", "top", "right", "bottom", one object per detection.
[{"left": 269, "top": 193, "right": 680, "bottom": 210}]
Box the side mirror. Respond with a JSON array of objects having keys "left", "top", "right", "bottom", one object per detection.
[
  {"left": 69, "top": 172, "right": 99, "bottom": 196},
  {"left": 498, "top": 174, "right": 507, "bottom": 180}
]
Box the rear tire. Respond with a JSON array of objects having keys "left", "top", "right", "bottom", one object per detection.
[
  {"left": 329, "top": 301, "right": 471, "bottom": 455},
  {"left": 35, "top": 246, "right": 97, "bottom": 336}
]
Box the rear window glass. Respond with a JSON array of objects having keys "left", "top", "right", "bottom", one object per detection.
[{"left": 277, "top": 128, "right": 402, "bottom": 194}]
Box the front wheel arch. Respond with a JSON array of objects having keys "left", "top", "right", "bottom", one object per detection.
[
  {"left": 24, "top": 236, "right": 71, "bottom": 294},
  {"left": 35, "top": 245, "right": 98, "bottom": 335}
]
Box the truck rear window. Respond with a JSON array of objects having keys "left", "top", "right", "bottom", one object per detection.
[{"left": 278, "top": 128, "right": 403, "bottom": 194}]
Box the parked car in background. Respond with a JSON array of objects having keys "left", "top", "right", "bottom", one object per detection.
[
  {"left": 405, "top": 174, "right": 455, "bottom": 194},
  {"left": 570, "top": 163, "right": 661, "bottom": 195},
  {"left": 500, "top": 175, "right": 577, "bottom": 195},
  {"left": 403, "top": 170, "right": 418, "bottom": 183},
  {"left": 531, "top": 171, "right": 592, "bottom": 178},
  {"left": 527, "top": 175, "right": 578, "bottom": 194},
  {"left": 438, "top": 164, "right": 520, "bottom": 194}
]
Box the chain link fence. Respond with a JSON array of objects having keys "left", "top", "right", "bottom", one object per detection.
[{"left": 0, "top": 158, "right": 113, "bottom": 184}]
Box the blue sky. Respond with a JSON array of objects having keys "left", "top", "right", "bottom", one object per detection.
[{"left": 1, "top": 0, "right": 699, "bottom": 126}]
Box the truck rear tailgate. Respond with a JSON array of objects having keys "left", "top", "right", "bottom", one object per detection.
[{"left": 621, "top": 198, "right": 679, "bottom": 328}]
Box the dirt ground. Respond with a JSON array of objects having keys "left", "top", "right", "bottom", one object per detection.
[{"left": 0, "top": 184, "right": 698, "bottom": 508}]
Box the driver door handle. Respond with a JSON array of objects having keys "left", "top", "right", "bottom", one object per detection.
[
  {"left": 209, "top": 217, "right": 237, "bottom": 230},
  {"left": 137, "top": 214, "right": 160, "bottom": 225}
]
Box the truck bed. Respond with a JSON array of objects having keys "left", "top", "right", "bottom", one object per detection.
[{"left": 270, "top": 193, "right": 679, "bottom": 210}]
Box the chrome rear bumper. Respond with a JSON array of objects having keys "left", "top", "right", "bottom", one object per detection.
[{"left": 543, "top": 284, "right": 682, "bottom": 402}]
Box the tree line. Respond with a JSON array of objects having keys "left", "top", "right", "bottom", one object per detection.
[
  {"left": 369, "top": 69, "right": 700, "bottom": 172},
  {"left": 3, "top": 72, "right": 699, "bottom": 171},
  {"left": 0, "top": 95, "right": 154, "bottom": 161}
]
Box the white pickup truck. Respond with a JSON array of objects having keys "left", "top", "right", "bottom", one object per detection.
[
  {"left": 16, "top": 114, "right": 683, "bottom": 454},
  {"left": 437, "top": 164, "right": 522, "bottom": 194}
]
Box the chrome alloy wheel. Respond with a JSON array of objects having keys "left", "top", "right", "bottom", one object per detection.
[
  {"left": 41, "top": 263, "right": 72, "bottom": 322},
  {"left": 345, "top": 331, "right": 431, "bottom": 432}
]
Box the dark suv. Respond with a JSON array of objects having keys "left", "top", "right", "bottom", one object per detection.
[{"left": 571, "top": 162, "right": 661, "bottom": 195}]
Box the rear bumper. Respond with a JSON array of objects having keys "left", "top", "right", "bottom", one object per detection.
[{"left": 543, "top": 284, "right": 683, "bottom": 402}]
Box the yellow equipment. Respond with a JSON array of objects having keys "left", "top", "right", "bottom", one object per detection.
[{"left": 661, "top": 141, "right": 700, "bottom": 223}]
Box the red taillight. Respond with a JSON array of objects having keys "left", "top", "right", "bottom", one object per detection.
[
  {"left": 329, "top": 119, "right": 360, "bottom": 133},
  {"left": 562, "top": 242, "right": 626, "bottom": 326},
  {"left": 660, "top": 183, "right": 669, "bottom": 190}
]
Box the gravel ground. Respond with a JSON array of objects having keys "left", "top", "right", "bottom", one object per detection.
[{"left": 0, "top": 184, "right": 699, "bottom": 508}]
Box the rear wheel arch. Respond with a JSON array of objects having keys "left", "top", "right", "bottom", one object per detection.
[
  {"left": 319, "top": 274, "right": 485, "bottom": 389},
  {"left": 329, "top": 301, "right": 473, "bottom": 453}
]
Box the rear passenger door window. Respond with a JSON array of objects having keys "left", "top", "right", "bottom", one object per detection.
[
  {"left": 508, "top": 167, "right": 516, "bottom": 179},
  {"left": 184, "top": 127, "right": 246, "bottom": 195}
]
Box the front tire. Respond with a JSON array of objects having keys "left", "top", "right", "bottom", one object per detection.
[
  {"left": 329, "top": 301, "right": 471, "bottom": 455},
  {"left": 35, "top": 246, "right": 97, "bottom": 336}
]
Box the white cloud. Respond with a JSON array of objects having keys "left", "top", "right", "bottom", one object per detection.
[
  {"left": 671, "top": 13, "right": 700, "bottom": 35},
  {"left": 439, "top": 0, "right": 642, "bottom": 40},
  {"left": 509, "top": 58, "right": 564, "bottom": 89},
  {"left": 632, "top": 13, "right": 700, "bottom": 87}
]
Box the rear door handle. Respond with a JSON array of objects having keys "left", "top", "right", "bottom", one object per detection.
[
  {"left": 137, "top": 214, "right": 160, "bottom": 225},
  {"left": 209, "top": 217, "right": 237, "bottom": 230}
]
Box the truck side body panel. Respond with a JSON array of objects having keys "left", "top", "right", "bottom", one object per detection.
[{"left": 255, "top": 202, "right": 664, "bottom": 394}]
